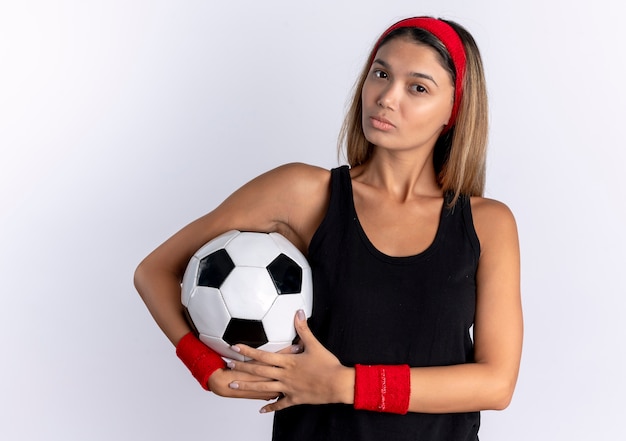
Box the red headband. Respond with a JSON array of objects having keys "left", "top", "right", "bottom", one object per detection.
[{"left": 371, "top": 17, "right": 467, "bottom": 130}]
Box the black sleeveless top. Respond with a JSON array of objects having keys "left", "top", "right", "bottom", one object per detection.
[{"left": 272, "top": 166, "right": 481, "bottom": 441}]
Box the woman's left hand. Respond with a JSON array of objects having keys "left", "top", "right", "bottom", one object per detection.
[{"left": 226, "top": 310, "right": 355, "bottom": 413}]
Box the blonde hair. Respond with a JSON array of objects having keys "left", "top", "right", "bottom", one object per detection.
[{"left": 338, "top": 19, "right": 488, "bottom": 205}]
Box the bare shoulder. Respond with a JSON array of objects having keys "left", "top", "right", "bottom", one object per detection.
[
  {"left": 242, "top": 162, "right": 331, "bottom": 210},
  {"left": 263, "top": 162, "right": 331, "bottom": 191},
  {"left": 221, "top": 162, "right": 332, "bottom": 250},
  {"left": 273, "top": 163, "right": 332, "bottom": 243},
  {"left": 469, "top": 197, "right": 519, "bottom": 253},
  {"left": 470, "top": 197, "right": 516, "bottom": 225}
]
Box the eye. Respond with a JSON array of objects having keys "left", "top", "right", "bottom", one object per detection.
[
  {"left": 373, "top": 69, "right": 388, "bottom": 79},
  {"left": 410, "top": 84, "right": 427, "bottom": 94}
]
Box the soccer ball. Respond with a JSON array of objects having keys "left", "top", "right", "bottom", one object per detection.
[{"left": 181, "top": 230, "right": 313, "bottom": 361}]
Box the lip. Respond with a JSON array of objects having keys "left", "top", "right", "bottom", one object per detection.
[{"left": 369, "top": 115, "right": 396, "bottom": 131}]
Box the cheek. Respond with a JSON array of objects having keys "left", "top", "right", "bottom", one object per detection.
[
  {"left": 360, "top": 83, "right": 377, "bottom": 123},
  {"left": 361, "top": 82, "right": 374, "bottom": 106},
  {"left": 444, "top": 92, "right": 454, "bottom": 121},
  {"left": 409, "top": 97, "right": 453, "bottom": 127}
]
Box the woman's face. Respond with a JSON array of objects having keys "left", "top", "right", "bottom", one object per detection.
[{"left": 361, "top": 37, "right": 455, "bottom": 154}]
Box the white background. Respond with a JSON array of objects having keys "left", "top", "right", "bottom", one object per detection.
[{"left": 1, "top": 1, "right": 624, "bottom": 439}]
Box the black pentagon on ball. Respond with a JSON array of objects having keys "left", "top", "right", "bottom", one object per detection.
[
  {"left": 267, "top": 253, "right": 302, "bottom": 294},
  {"left": 223, "top": 318, "right": 268, "bottom": 348},
  {"left": 197, "top": 249, "right": 235, "bottom": 288}
]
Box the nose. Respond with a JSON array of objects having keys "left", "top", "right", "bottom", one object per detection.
[{"left": 376, "top": 83, "right": 399, "bottom": 110}]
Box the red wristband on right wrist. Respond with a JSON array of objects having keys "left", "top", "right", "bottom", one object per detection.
[{"left": 176, "top": 332, "right": 226, "bottom": 391}]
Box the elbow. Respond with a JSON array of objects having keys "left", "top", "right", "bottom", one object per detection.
[
  {"left": 133, "top": 260, "right": 149, "bottom": 298},
  {"left": 486, "top": 377, "right": 517, "bottom": 411},
  {"left": 490, "top": 393, "right": 513, "bottom": 411}
]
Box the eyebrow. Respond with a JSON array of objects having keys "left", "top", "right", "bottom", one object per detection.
[{"left": 372, "top": 58, "right": 439, "bottom": 87}]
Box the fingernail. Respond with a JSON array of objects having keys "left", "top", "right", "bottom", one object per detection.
[
  {"left": 259, "top": 408, "right": 267, "bottom": 414},
  {"left": 229, "top": 382, "right": 239, "bottom": 389},
  {"left": 227, "top": 361, "right": 235, "bottom": 369},
  {"left": 297, "top": 309, "right": 306, "bottom": 321},
  {"left": 230, "top": 345, "right": 241, "bottom": 353},
  {"left": 290, "top": 344, "right": 302, "bottom": 353}
]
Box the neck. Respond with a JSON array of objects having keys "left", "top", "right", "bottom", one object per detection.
[{"left": 353, "top": 148, "right": 443, "bottom": 202}]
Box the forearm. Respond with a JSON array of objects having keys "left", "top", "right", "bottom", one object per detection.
[
  {"left": 407, "top": 363, "right": 516, "bottom": 413},
  {"left": 334, "top": 362, "right": 516, "bottom": 414},
  {"left": 133, "top": 261, "right": 191, "bottom": 346},
  {"left": 333, "top": 363, "right": 515, "bottom": 413}
]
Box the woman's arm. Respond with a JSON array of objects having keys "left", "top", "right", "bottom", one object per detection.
[
  {"left": 133, "top": 163, "right": 330, "bottom": 394},
  {"left": 226, "top": 197, "right": 523, "bottom": 413},
  {"left": 407, "top": 198, "right": 523, "bottom": 412}
]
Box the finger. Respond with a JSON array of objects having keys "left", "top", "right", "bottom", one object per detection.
[
  {"left": 228, "top": 378, "right": 283, "bottom": 395},
  {"left": 230, "top": 390, "right": 281, "bottom": 400},
  {"left": 276, "top": 343, "right": 303, "bottom": 354},
  {"left": 229, "top": 345, "right": 299, "bottom": 366},
  {"left": 225, "top": 368, "right": 275, "bottom": 383},
  {"left": 213, "top": 380, "right": 281, "bottom": 401},
  {"left": 226, "top": 359, "right": 281, "bottom": 381},
  {"left": 293, "top": 309, "right": 318, "bottom": 349},
  {"left": 260, "top": 396, "right": 295, "bottom": 414},
  {"left": 231, "top": 344, "right": 285, "bottom": 366}
]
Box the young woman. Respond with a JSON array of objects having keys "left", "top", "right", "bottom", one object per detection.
[{"left": 134, "top": 16, "right": 523, "bottom": 440}]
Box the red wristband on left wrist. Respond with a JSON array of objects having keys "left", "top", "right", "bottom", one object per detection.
[{"left": 354, "top": 364, "right": 411, "bottom": 414}]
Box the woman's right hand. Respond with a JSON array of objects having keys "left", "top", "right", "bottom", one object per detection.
[{"left": 208, "top": 364, "right": 280, "bottom": 401}]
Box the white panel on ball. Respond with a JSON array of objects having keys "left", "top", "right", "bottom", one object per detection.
[
  {"left": 220, "top": 266, "right": 278, "bottom": 319},
  {"left": 258, "top": 341, "right": 295, "bottom": 354},
  {"left": 187, "top": 287, "right": 231, "bottom": 336},
  {"left": 262, "top": 294, "right": 306, "bottom": 341},
  {"left": 225, "top": 232, "right": 281, "bottom": 267}
]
